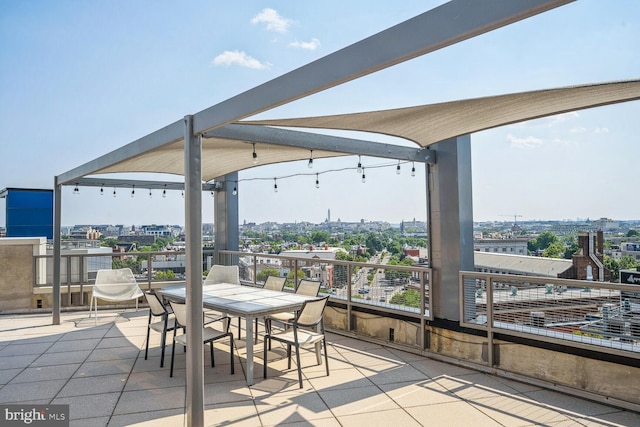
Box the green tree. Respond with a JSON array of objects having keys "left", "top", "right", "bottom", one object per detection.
[
  {"left": 155, "top": 270, "right": 176, "bottom": 280},
  {"left": 257, "top": 268, "right": 280, "bottom": 283},
  {"left": 542, "top": 241, "right": 565, "bottom": 258},
  {"left": 310, "top": 231, "right": 330, "bottom": 245},
  {"left": 528, "top": 231, "right": 559, "bottom": 253},
  {"left": 627, "top": 229, "right": 639, "bottom": 238},
  {"left": 390, "top": 289, "right": 420, "bottom": 308},
  {"left": 286, "top": 269, "right": 307, "bottom": 289}
]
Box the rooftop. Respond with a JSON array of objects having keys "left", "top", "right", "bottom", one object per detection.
[{"left": 1, "top": 309, "right": 638, "bottom": 426}]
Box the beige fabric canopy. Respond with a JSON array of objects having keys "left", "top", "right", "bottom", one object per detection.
[{"left": 90, "top": 79, "right": 640, "bottom": 182}]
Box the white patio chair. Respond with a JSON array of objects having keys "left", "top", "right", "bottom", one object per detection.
[
  {"left": 169, "top": 301, "right": 234, "bottom": 377},
  {"left": 264, "top": 279, "right": 321, "bottom": 337},
  {"left": 89, "top": 268, "right": 144, "bottom": 323},
  {"left": 252, "top": 276, "right": 287, "bottom": 343},
  {"left": 263, "top": 296, "right": 330, "bottom": 388},
  {"left": 204, "top": 265, "right": 242, "bottom": 336},
  {"left": 143, "top": 291, "right": 180, "bottom": 368}
]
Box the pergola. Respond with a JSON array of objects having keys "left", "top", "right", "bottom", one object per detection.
[{"left": 52, "top": 1, "right": 640, "bottom": 425}]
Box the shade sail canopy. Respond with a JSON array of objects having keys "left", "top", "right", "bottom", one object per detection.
[
  {"left": 84, "top": 78, "right": 640, "bottom": 182},
  {"left": 239, "top": 79, "right": 640, "bottom": 147}
]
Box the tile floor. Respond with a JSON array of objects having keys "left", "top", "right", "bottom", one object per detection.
[{"left": 0, "top": 309, "right": 639, "bottom": 426}]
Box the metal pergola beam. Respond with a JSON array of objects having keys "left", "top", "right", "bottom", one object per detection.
[
  {"left": 205, "top": 124, "right": 437, "bottom": 164},
  {"left": 63, "top": 177, "right": 220, "bottom": 191}
]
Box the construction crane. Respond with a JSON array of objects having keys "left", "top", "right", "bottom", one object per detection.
[{"left": 500, "top": 214, "right": 523, "bottom": 226}]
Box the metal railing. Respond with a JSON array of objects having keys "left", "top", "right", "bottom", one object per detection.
[
  {"left": 217, "top": 249, "right": 432, "bottom": 322},
  {"left": 460, "top": 271, "right": 640, "bottom": 363}
]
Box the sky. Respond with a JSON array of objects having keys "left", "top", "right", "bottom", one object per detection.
[{"left": 0, "top": 0, "right": 638, "bottom": 228}]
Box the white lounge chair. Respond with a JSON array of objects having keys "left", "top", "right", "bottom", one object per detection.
[{"left": 89, "top": 268, "right": 144, "bottom": 323}]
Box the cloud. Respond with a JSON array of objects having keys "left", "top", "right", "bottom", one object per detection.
[
  {"left": 569, "top": 127, "right": 587, "bottom": 134},
  {"left": 507, "top": 133, "right": 543, "bottom": 149},
  {"left": 547, "top": 111, "right": 580, "bottom": 126},
  {"left": 212, "top": 50, "right": 270, "bottom": 70},
  {"left": 289, "top": 38, "right": 320, "bottom": 50},
  {"left": 595, "top": 127, "right": 609, "bottom": 133},
  {"left": 251, "top": 8, "right": 291, "bottom": 33}
]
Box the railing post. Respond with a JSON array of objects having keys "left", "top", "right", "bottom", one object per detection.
[{"left": 486, "top": 276, "right": 495, "bottom": 367}]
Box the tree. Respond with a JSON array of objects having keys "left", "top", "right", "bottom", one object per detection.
[
  {"left": 528, "top": 231, "right": 559, "bottom": 253},
  {"left": 390, "top": 289, "right": 420, "bottom": 308},
  {"left": 542, "top": 241, "right": 564, "bottom": 258},
  {"left": 627, "top": 229, "right": 639, "bottom": 238},
  {"left": 310, "top": 231, "right": 330, "bottom": 245},
  {"left": 155, "top": 270, "right": 176, "bottom": 280},
  {"left": 257, "top": 268, "right": 280, "bottom": 283}
]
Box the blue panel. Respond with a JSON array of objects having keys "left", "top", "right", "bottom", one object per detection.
[{"left": 5, "top": 189, "right": 53, "bottom": 239}]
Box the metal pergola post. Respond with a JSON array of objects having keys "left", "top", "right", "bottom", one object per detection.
[{"left": 184, "top": 115, "right": 204, "bottom": 426}]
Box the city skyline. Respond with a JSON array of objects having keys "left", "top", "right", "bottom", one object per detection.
[{"left": 1, "top": 1, "right": 638, "bottom": 227}]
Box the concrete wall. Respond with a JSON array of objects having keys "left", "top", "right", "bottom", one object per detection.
[
  {"left": 324, "top": 305, "right": 640, "bottom": 410},
  {"left": 0, "top": 237, "right": 46, "bottom": 311}
]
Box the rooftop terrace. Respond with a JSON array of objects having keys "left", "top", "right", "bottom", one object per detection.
[{"left": 1, "top": 309, "right": 639, "bottom": 426}]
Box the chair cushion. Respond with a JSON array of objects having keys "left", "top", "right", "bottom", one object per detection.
[
  {"left": 267, "top": 311, "right": 295, "bottom": 322},
  {"left": 175, "top": 327, "right": 229, "bottom": 346}
]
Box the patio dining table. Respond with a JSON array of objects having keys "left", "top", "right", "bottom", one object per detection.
[{"left": 160, "top": 283, "right": 317, "bottom": 386}]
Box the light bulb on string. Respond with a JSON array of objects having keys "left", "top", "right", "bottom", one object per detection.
[
  {"left": 357, "top": 155, "right": 362, "bottom": 174},
  {"left": 131, "top": 185, "right": 135, "bottom": 198},
  {"left": 232, "top": 185, "right": 237, "bottom": 196},
  {"left": 361, "top": 167, "right": 366, "bottom": 183},
  {"left": 113, "top": 188, "right": 117, "bottom": 198},
  {"left": 315, "top": 173, "right": 319, "bottom": 189},
  {"left": 411, "top": 162, "right": 416, "bottom": 177},
  {"left": 396, "top": 161, "right": 401, "bottom": 175},
  {"left": 308, "top": 150, "right": 313, "bottom": 169},
  {"left": 252, "top": 143, "right": 258, "bottom": 164},
  {"left": 100, "top": 184, "right": 104, "bottom": 196},
  {"left": 73, "top": 184, "right": 79, "bottom": 195},
  {"left": 162, "top": 185, "right": 167, "bottom": 198},
  {"left": 149, "top": 189, "right": 152, "bottom": 198},
  {"left": 273, "top": 178, "right": 278, "bottom": 193}
]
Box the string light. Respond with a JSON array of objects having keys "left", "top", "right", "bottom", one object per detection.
[
  {"left": 73, "top": 184, "right": 79, "bottom": 195},
  {"left": 411, "top": 162, "right": 416, "bottom": 177},
  {"left": 232, "top": 185, "right": 237, "bottom": 196},
  {"left": 131, "top": 185, "right": 135, "bottom": 197},
  {"left": 315, "top": 173, "right": 319, "bottom": 189},
  {"left": 308, "top": 150, "right": 313, "bottom": 169},
  {"left": 273, "top": 178, "right": 278, "bottom": 193},
  {"left": 162, "top": 184, "right": 167, "bottom": 198},
  {"left": 149, "top": 189, "right": 152, "bottom": 198},
  {"left": 252, "top": 143, "right": 258, "bottom": 164},
  {"left": 361, "top": 167, "right": 366, "bottom": 183},
  {"left": 357, "top": 155, "right": 362, "bottom": 174},
  {"left": 100, "top": 184, "right": 104, "bottom": 196},
  {"left": 396, "top": 161, "right": 401, "bottom": 175},
  {"left": 181, "top": 190, "right": 184, "bottom": 198},
  {"left": 113, "top": 187, "right": 117, "bottom": 197}
]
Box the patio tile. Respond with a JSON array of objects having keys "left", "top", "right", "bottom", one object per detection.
[
  {"left": 0, "top": 368, "right": 21, "bottom": 385},
  {"left": 378, "top": 379, "right": 460, "bottom": 407},
  {"left": 468, "top": 394, "right": 574, "bottom": 426},
  {"left": 57, "top": 373, "right": 128, "bottom": 397},
  {"left": 108, "top": 408, "right": 185, "bottom": 427},
  {"left": 96, "top": 336, "right": 142, "bottom": 349},
  {"left": 254, "top": 389, "right": 333, "bottom": 426},
  {"left": 204, "top": 401, "right": 261, "bottom": 427},
  {"left": 357, "top": 362, "right": 428, "bottom": 386},
  {"left": 0, "top": 341, "right": 54, "bottom": 356},
  {"left": 46, "top": 337, "right": 101, "bottom": 353},
  {"left": 69, "top": 416, "right": 110, "bottom": 427},
  {"left": 318, "top": 384, "right": 400, "bottom": 416},
  {"left": 578, "top": 410, "right": 640, "bottom": 426},
  {"left": 52, "top": 391, "right": 120, "bottom": 419},
  {"left": 336, "top": 407, "right": 422, "bottom": 427},
  {"left": 31, "top": 349, "right": 92, "bottom": 367},
  {"left": 436, "top": 372, "right": 525, "bottom": 401},
  {"left": 74, "top": 359, "right": 136, "bottom": 377},
  {"left": 9, "top": 363, "right": 80, "bottom": 384},
  {"left": 409, "top": 357, "right": 478, "bottom": 378},
  {"left": 524, "top": 389, "right": 628, "bottom": 417},
  {"left": 58, "top": 328, "right": 109, "bottom": 341},
  {"left": 85, "top": 346, "right": 140, "bottom": 362},
  {"left": 113, "top": 385, "right": 185, "bottom": 414},
  {"left": 0, "top": 353, "right": 39, "bottom": 369},
  {"left": 306, "top": 366, "right": 373, "bottom": 391},
  {"left": 0, "top": 378, "right": 67, "bottom": 403},
  {"left": 404, "top": 400, "right": 503, "bottom": 426}
]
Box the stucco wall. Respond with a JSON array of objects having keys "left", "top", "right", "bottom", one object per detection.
[{"left": 0, "top": 237, "right": 45, "bottom": 311}]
